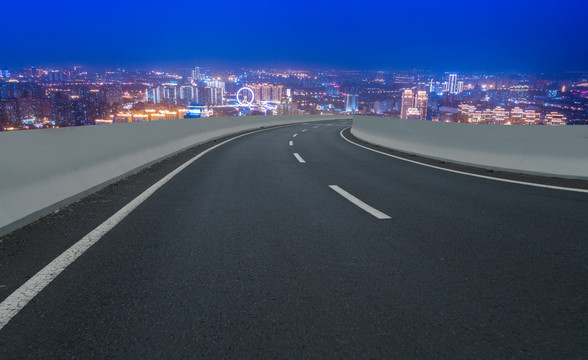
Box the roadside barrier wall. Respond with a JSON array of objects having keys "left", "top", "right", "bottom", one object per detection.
[
  {"left": 351, "top": 115, "right": 588, "bottom": 180},
  {"left": 0, "top": 115, "right": 349, "bottom": 236}
]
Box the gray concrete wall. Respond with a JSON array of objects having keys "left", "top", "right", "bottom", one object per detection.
[
  {"left": 0, "top": 115, "right": 349, "bottom": 236},
  {"left": 351, "top": 115, "right": 588, "bottom": 180}
]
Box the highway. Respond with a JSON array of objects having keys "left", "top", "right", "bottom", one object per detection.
[{"left": 1, "top": 119, "right": 587, "bottom": 359}]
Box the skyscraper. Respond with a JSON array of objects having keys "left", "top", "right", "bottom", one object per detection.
[
  {"left": 191, "top": 67, "right": 201, "bottom": 81},
  {"left": 448, "top": 73, "right": 458, "bottom": 94},
  {"left": 415, "top": 91, "right": 428, "bottom": 120},
  {"left": 400, "top": 89, "right": 414, "bottom": 119},
  {"left": 345, "top": 94, "right": 358, "bottom": 112}
]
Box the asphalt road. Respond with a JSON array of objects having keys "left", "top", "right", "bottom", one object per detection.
[{"left": 1, "top": 120, "right": 587, "bottom": 359}]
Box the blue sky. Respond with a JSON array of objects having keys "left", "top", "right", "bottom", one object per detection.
[{"left": 1, "top": 0, "right": 587, "bottom": 71}]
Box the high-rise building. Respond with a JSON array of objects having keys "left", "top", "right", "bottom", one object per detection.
[
  {"left": 415, "top": 91, "right": 428, "bottom": 120},
  {"left": 406, "top": 107, "right": 420, "bottom": 120},
  {"left": 457, "top": 81, "right": 464, "bottom": 94},
  {"left": 0, "top": 98, "right": 19, "bottom": 125},
  {"left": 179, "top": 86, "right": 198, "bottom": 104},
  {"left": 400, "top": 89, "right": 414, "bottom": 119},
  {"left": 345, "top": 94, "right": 358, "bottom": 112},
  {"left": 442, "top": 81, "right": 449, "bottom": 93},
  {"left": 191, "top": 67, "right": 201, "bottom": 81},
  {"left": 51, "top": 92, "right": 74, "bottom": 127},
  {"left": 448, "top": 73, "right": 458, "bottom": 94}
]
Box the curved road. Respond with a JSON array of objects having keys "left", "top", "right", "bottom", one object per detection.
[{"left": 1, "top": 120, "right": 587, "bottom": 358}]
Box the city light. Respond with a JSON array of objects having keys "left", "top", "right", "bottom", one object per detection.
[{"left": 1, "top": 66, "right": 587, "bottom": 131}]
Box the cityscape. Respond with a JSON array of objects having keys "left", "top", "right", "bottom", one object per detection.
[
  {"left": 2, "top": 0, "right": 588, "bottom": 357},
  {"left": 1, "top": 66, "right": 587, "bottom": 131}
]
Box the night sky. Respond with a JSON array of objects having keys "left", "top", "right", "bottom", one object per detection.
[{"left": 2, "top": 0, "right": 587, "bottom": 72}]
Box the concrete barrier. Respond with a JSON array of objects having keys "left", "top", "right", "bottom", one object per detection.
[
  {"left": 0, "top": 115, "right": 349, "bottom": 236},
  {"left": 351, "top": 115, "right": 588, "bottom": 180}
]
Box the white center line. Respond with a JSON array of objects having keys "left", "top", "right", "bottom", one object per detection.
[
  {"left": 301, "top": 129, "right": 307, "bottom": 132},
  {"left": 293, "top": 134, "right": 297, "bottom": 137},
  {"left": 289, "top": 141, "right": 293, "bottom": 146},
  {"left": 293, "top": 153, "right": 306, "bottom": 163},
  {"left": 329, "top": 185, "right": 391, "bottom": 219},
  {"left": 339, "top": 128, "right": 588, "bottom": 194},
  {"left": 0, "top": 127, "right": 275, "bottom": 332}
]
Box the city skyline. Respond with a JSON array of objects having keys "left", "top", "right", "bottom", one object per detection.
[
  {"left": 2, "top": 65, "right": 587, "bottom": 131},
  {"left": 2, "top": 0, "right": 587, "bottom": 72}
]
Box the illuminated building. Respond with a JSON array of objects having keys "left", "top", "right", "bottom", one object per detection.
[
  {"left": 400, "top": 89, "right": 414, "bottom": 119},
  {"left": 406, "top": 107, "right": 420, "bottom": 120},
  {"left": 51, "top": 92, "right": 74, "bottom": 127},
  {"left": 0, "top": 98, "right": 19, "bottom": 125},
  {"left": 191, "top": 67, "right": 202, "bottom": 81},
  {"left": 415, "top": 91, "right": 428, "bottom": 120},
  {"left": 372, "top": 100, "right": 391, "bottom": 115},
  {"left": 448, "top": 73, "right": 458, "bottom": 94},
  {"left": 521, "top": 110, "right": 540, "bottom": 125},
  {"left": 510, "top": 107, "right": 524, "bottom": 125},
  {"left": 179, "top": 86, "right": 197, "bottom": 104},
  {"left": 509, "top": 85, "right": 529, "bottom": 100},
  {"left": 94, "top": 119, "right": 113, "bottom": 125},
  {"left": 457, "top": 104, "right": 476, "bottom": 123},
  {"left": 104, "top": 86, "right": 122, "bottom": 106},
  {"left": 493, "top": 106, "right": 508, "bottom": 124},
  {"left": 482, "top": 109, "right": 494, "bottom": 124},
  {"left": 147, "top": 87, "right": 161, "bottom": 104},
  {"left": 345, "top": 94, "right": 358, "bottom": 112},
  {"left": 245, "top": 84, "right": 283, "bottom": 103},
  {"left": 457, "top": 81, "right": 464, "bottom": 94},
  {"left": 545, "top": 112, "right": 566, "bottom": 125},
  {"left": 470, "top": 111, "right": 483, "bottom": 124}
]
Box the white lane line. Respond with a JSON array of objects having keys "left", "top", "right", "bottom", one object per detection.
[
  {"left": 293, "top": 134, "right": 298, "bottom": 137},
  {"left": 289, "top": 141, "right": 293, "bottom": 146},
  {"left": 301, "top": 129, "right": 307, "bottom": 132},
  {"left": 340, "top": 128, "right": 588, "bottom": 194},
  {"left": 293, "top": 153, "right": 306, "bottom": 163},
  {"left": 313, "top": 126, "right": 319, "bottom": 128},
  {"left": 329, "top": 185, "right": 391, "bottom": 219},
  {"left": 0, "top": 128, "right": 274, "bottom": 332}
]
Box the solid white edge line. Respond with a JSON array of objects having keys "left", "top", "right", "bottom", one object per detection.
[
  {"left": 293, "top": 153, "right": 306, "bottom": 163},
  {"left": 293, "top": 134, "right": 298, "bottom": 137},
  {"left": 0, "top": 125, "right": 290, "bottom": 332},
  {"left": 339, "top": 127, "right": 588, "bottom": 194},
  {"left": 329, "top": 185, "right": 391, "bottom": 219},
  {"left": 289, "top": 141, "right": 293, "bottom": 146}
]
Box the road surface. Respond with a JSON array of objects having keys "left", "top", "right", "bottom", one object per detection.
[{"left": 0, "top": 120, "right": 587, "bottom": 359}]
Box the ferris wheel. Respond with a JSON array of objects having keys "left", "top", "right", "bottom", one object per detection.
[{"left": 236, "top": 87, "right": 255, "bottom": 106}]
